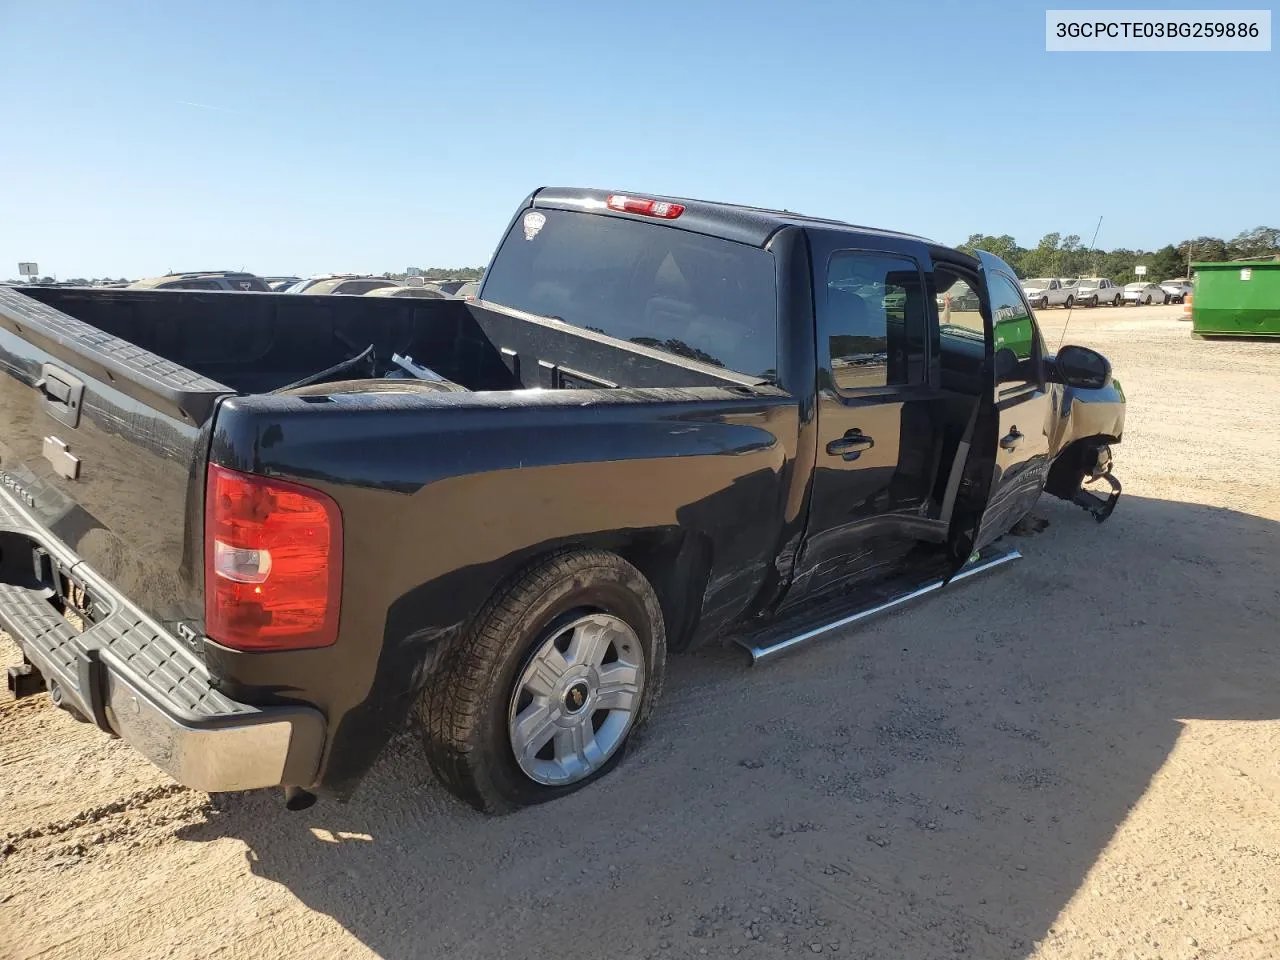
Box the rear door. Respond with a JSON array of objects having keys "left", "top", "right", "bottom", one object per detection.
[
  {"left": 945, "top": 252, "right": 1053, "bottom": 568},
  {"left": 788, "top": 236, "right": 935, "bottom": 598}
]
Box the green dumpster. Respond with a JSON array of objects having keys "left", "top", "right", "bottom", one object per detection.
[{"left": 1191, "top": 260, "right": 1280, "bottom": 338}]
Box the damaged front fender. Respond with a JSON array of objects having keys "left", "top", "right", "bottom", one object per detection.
[{"left": 1045, "top": 376, "right": 1126, "bottom": 523}]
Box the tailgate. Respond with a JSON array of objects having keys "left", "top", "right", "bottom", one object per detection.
[{"left": 0, "top": 286, "right": 230, "bottom": 629}]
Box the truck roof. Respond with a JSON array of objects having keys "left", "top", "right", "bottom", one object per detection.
[{"left": 532, "top": 187, "right": 939, "bottom": 250}]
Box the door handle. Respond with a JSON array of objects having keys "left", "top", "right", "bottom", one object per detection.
[
  {"left": 826, "top": 429, "right": 875, "bottom": 461},
  {"left": 36, "top": 364, "right": 85, "bottom": 429},
  {"left": 36, "top": 377, "right": 71, "bottom": 403},
  {"left": 1000, "top": 427, "right": 1023, "bottom": 451}
]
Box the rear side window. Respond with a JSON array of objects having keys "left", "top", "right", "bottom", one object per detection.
[
  {"left": 480, "top": 208, "right": 778, "bottom": 379},
  {"left": 824, "top": 251, "right": 927, "bottom": 390}
]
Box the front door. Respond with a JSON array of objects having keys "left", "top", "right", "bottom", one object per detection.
[
  {"left": 790, "top": 243, "right": 935, "bottom": 598},
  {"left": 947, "top": 252, "right": 1053, "bottom": 566}
]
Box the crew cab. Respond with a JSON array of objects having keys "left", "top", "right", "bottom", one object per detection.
[
  {"left": 1020, "top": 277, "right": 1074, "bottom": 309},
  {"left": 0, "top": 189, "right": 1125, "bottom": 813},
  {"left": 1070, "top": 277, "right": 1123, "bottom": 307}
]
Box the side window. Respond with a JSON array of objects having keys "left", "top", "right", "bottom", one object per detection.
[
  {"left": 985, "top": 272, "right": 1043, "bottom": 387},
  {"left": 825, "top": 251, "right": 926, "bottom": 391}
]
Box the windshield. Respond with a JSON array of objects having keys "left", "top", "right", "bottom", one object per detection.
[
  {"left": 481, "top": 208, "right": 778, "bottom": 379},
  {"left": 1022, "top": 278, "right": 1053, "bottom": 287}
]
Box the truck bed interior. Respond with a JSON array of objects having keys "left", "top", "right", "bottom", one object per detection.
[{"left": 14, "top": 288, "right": 759, "bottom": 399}]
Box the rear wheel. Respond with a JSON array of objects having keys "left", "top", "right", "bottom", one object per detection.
[
  {"left": 1112, "top": 294, "right": 1122, "bottom": 306},
  {"left": 418, "top": 549, "right": 666, "bottom": 812},
  {"left": 1064, "top": 295, "right": 1075, "bottom": 309},
  {"left": 1143, "top": 294, "right": 1152, "bottom": 305}
]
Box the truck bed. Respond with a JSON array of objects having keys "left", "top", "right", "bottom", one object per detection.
[
  {"left": 13, "top": 287, "right": 758, "bottom": 397},
  {"left": 0, "top": 285, "right": 764, "bottom": 640}
]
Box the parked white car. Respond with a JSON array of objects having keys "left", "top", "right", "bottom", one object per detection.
[
  {"left": 1070, "top": 277, "right": 1123, "bottom": 307},
  {"left": 1020, "top": 277, "right": 1074, "bottom": 308},
  {"left": 1159, "top": 278, "right": 1193, "bottom": 303},
  {"left": 1122, "top": 282, "right": 1168, "bottom": 306}
]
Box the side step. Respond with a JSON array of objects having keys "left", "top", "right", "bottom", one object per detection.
[{"left": 735, "top": 546, "right": 1021, "bottom": 664}]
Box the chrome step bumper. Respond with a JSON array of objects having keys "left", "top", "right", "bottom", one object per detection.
[{"left": 0, "top": 489, "right": 324, "bottom": 792}]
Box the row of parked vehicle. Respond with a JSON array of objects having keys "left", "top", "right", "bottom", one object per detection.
[
  {"left": 123, "top": 271, "right": 480, "bottom": 299},
  {"left": 1020, "top": 276, "right": 1193, "bottom": 308}
]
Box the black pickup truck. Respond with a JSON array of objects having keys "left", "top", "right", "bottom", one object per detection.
[{"left": 0, "top": 189, "right": 1125, "bottom": 812}]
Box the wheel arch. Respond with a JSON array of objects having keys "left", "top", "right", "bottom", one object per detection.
[
  {"left": 318, "top": 527, "right": 713, "bottom": 797},
  {"left": 479, "top": 529, "right": 715, "bottom": 655},
  {"left": 1046, "top": 433, "right": 1121, "bottom": 500}
]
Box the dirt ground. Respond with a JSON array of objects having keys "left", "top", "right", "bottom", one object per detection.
[{"left": 4, "top": 303, "right": 1280, "bottom": 960}]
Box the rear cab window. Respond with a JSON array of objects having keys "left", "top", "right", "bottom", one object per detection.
[{"left": 479, "top": 207, "right": 778, "bottom": 380}]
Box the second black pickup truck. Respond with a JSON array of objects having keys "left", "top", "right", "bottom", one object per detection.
[{"left": 0, "top": 188, "right": 1124, "bottom": 812}]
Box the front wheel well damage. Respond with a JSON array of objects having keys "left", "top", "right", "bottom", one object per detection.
[
  {"left": 1046, "top": 434, "right": 1119, "bottom": 500},
  {"left": 1047, "top": 435, "right": 1122, "bottom": 523}
]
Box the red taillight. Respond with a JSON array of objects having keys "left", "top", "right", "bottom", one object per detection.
[
  {"left": 606, "top": 194, "right": 685, "bottom": 219},
  {"left": 204, "top": 464, "right": 343, "bottom": 651}
]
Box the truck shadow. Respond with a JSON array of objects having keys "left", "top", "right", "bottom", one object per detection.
[{"left": 178, "top": 493, "right": 1280, "bottom": 960}]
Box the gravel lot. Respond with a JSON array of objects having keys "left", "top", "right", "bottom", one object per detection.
[{"left": 4, "top": 303, "right": 1280, "bottom": 960}]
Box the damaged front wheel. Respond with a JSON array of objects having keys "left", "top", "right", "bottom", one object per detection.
[{"left": 1047, "top": 440, "right": 1122, "bottom": 523}]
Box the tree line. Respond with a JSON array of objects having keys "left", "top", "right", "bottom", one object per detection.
[
  {"left": 958, "top": 226, "right": 1280, "bottom": 283},
  {"left": 391, "top": 266, "right": 485, "bottom": 281}
]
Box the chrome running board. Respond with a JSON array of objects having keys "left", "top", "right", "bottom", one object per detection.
[{"left": 736, "top": 546, "right": 1021, "bottom": 665}]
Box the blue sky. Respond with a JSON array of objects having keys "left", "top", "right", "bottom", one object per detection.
[{"left": 1, "top": 0, "right": 1275, "bottom": 278}]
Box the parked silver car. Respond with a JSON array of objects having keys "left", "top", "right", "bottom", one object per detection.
[
  {"left": 128, "top": 271, "right": 270, "bottom": 292},
  {"left": 363, "top": 285, "right": 446, "bottom": 299},
  {"left": 1159, "top": 278, "right": 1193, "bottom": 303},
  {"left": 1070, "top": 277, "right": 1123, "bottom": 307},
  {"left": 1121, "top": 282, "right": 1168, "bottom": 305},
  {"left": 286, "top": 275, "right": 401, "bottom": 296}
]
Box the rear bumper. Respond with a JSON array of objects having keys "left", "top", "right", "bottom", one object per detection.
[{"left": 0, "top": 489, "right": 324, "bottom": 792}]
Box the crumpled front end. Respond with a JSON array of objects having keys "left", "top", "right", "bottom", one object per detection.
[{"left": 1045, "top": 378, "right": 1125, "bottom": 522}]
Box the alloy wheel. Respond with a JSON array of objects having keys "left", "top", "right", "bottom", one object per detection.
[{"left": 508, "top": 613, "right": 645, "bottom": 786}]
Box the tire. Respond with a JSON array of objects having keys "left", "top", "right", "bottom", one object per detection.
[
  {"left": 1088, "top": 295, "right": 1098, "bottom": 308},
  {"left": 1064, "top": 295, "right": 1074, "bottom": 309},
  {"left": 1143, "top": 294, "right": 1152, "bottom": 305},
  {"left": 418, "top": 549, "right": 667, "bottom": 813},
  {"left": 1112, "top": 295, "right": 1122, "bottom": 307}
]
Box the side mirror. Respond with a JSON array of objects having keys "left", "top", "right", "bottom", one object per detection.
[{"left": 1054, "top": 344, "right": 1112, "bottom": 389}]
